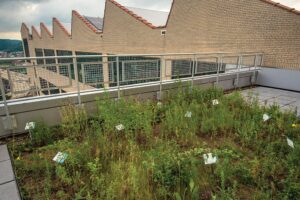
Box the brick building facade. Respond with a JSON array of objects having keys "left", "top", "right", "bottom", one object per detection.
[{"left": 21, "top": 0, "right": 300, "bottom": 69}]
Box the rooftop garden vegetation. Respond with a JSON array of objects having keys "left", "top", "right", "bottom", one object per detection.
[{"left": 9, "top": 85, "right": 300, "bottom": 200}]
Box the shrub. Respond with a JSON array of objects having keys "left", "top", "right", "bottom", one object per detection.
[
  {"left": 97, "top": 97, "right": 154, "bottom": 140},
  {"left": 30, "top": 122, "right": 53, "bottom": 147},
  {"left": 60, "top": 104, "right": 88, "bottom": 140}
]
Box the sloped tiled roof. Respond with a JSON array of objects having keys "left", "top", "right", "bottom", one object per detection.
[
  {"left": 72, "top": 10, "right": 102, "bottom": 33},
  {"left": 22, "top": 0, "right": 300, "bottom": 39},
  {"left": 31, "top": 26, "right": 41, "bottom": 38},
  {"left": 61, "top": 22, "right": 72, "bottom": 34},
  {"left": 261, "top": 0, "right": 300, "bottom": 15},
  {"left": 125, "top": 7, "right": 169, "bottom": 27},
  {"left": 109, "top": 0, "right": 300, "bottom": 29},
  {"left": 53, "top": 18, "right": 71, "bottom": 36},
  {"left": 40, "top": 22, "right": 53, "bottom": 37},
  {"left": 84, "top": 16, "right": 103, "bottom": 31},
  {"left": 108, "top": 0, "right": 158, "bottom": 29}
]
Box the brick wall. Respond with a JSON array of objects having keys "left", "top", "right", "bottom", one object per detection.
[{"left": 20, "top": 0, "right": 300, "bottom": 69}]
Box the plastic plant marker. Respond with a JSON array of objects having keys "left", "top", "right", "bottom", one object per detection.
[
  {"left": 116, "top": 124, "right": 125, "bottom": 131},
  {"left": 157, "top": 102, "right": 162, "bottom": 108},
  {"left": 203, "top": 153, "right": 217, "bottom": 165},
  {"left": 287, "top": 138, "right": 295, "bottom": 149},
  {"left": 185, "top": 111, "right": 192, "bottom": 118},
  {"left": 25, "top": 122, "right": 36, "bottom": 139},
  {"left": 25, "top": 122, "right": 36, "bottom": 130},
  {"left": 212, "top": 99, "right": 219, "bottom": 106},
  {"left": 263, "top": 114, "right": 270, "bottom": 122},
  {"left": 53, "top": 152, "right": 68, "bottom": 164}
]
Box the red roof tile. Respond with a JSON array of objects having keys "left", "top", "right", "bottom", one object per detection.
[
  {"left": 72, "top": 10, "right": 102, "bottom": 34},
  {"left": 108, "top": 0, "right": 157, "bottom": 29},
  {"left": 40, "top": 22, "right": 53, "bottom": 38},
  {"left": 261, "top": 0, "right": 300, "bottom": 15},
  {"left": 31, "top": 26, "right": 41, "bottom": 39},
  {"left": 53, "top": 18, "right": 71, "bottom": 37}
]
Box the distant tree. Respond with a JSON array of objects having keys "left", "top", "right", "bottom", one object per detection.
[{"left": 0, "top": 39, "right": 23, "bottom": 53}]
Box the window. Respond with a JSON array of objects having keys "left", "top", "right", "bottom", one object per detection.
[
  {"left": 76, "top": 52, "right": 102, "bottom": 84},
  {"left": 44, "top": 49, "right": 56, "bottom": 64},
  {"left": 75, "top": 51, "right": 102, "bottom": 63},
  {"left": 35, "top": 48, "right": 44, "bottom": 65},
  {"left": 56, "top": 50, "right": 72, "bottom": 64},
  {"left": 22, "top": 39, "right": 30, "bottom": 58}
]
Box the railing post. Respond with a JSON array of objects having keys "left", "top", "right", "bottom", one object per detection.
[
  {"left": 6, "top": 68, "right": 14, "bottom": 97},
  {"left": 251, "top": 54, "right": 258, "bottom": 84},
  {"left": 73, "top": 57, "right": 81, "bottom": 105},
  {"left": 102, "top": 54, "right": 110, "bottom": 89},
  {"left": 191, "top": 54, "right": 196, "bottom": 88},
  {"left": 235, "top": 55, "right": 242, "bottom": 88},
  {"left": 260, "top": 54, "right": 264, "bottom": 67},
  {"left": 159, "top": 56, "right": 163, "bottom": 100},
  {"left": 81, "top": 63, "right": 86, "bottom": 84},
  {"left": 33, "top": 66, "right": 40, "bottom": 96},
  {"left": 216, "top": 55, "right": 222, "bottom": 86},
  {"left": 116, "top": 56, "right": 120, "bottom": 99},
  {"left": 0, "top": 71, "right": 10, "bottom": 118},
  {"left": 54, "top": 50, "right": 62, "bottom": 94}
]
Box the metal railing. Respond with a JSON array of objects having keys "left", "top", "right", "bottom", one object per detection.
[{"left": 0, "top": 52, "right": 263, "bottom": 117}]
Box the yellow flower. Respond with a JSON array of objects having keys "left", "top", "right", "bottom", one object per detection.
[
  {"left": 292, "top": 124, "right": 296, "bottom": 128},
  {"left": 16, "top": 156, "right": 21, "bottom": 161}
]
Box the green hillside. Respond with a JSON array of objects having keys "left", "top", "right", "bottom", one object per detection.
[{"left": 0, "top": 39, "right": 23, "bottom": 52}]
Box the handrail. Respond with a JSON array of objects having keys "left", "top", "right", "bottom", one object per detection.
[{"left": 0, "top": 52, "right": 264, "bottom": 62}]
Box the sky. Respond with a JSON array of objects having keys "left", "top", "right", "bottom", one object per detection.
[{"left": 0, "top": 0, "right": 299, "bottom": 40}]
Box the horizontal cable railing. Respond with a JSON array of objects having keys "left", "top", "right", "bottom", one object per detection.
[{"left": 0, "top": 52, "right": 263, "bottom": 117}]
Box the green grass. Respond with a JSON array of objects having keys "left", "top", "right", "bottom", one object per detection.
[{"left": 8, "top": 86, "right": 300, "bottom": 200}]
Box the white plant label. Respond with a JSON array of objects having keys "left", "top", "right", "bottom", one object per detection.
[
  {"left": 53, "top": 152, "right": 68, "bottom": 164},
  {"left": 203, "top": 153, "right": 218, "bottom": 165},
  {"left": 157, "top": 102, "right": 162, "bottom": 107},
  {"left": 25, "top": 122, "right": 36, "bottom": 130},
  {"left": 212, "top": 99, "right": 219, "bottom": 106},
  {"left": 185, "top": 111, "right": 192, "bottom": 118},
  {"left": 116, "top": 124, "right": 125, "bottom": 131},
  {"left": 263, "top": 114, "right": 270, "bottom": 122},
  {"left": 287, "top": 138, "right": 295, "bottom": 149}
]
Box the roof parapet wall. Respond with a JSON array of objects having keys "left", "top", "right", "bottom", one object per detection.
[
  {"left": 72, "top": 10, "right": 102, "bottom": 34},
  {"left": 31, "top": 26, "right": 41, "bottom": 39},
  {"left": 40, "top": 22, "right": 53, "bottom": 38},
  {"left": 108, "top": 0, "right": 157, "bottom": 29},
  {"left": 53, "top": 18, "right": 71, "bottom": 37},
  {"left": 20, "top": 0, "right": 300, "bottom": 41},
  {"left": 261, "top": 0, "right": 300, "bottom": 15}
]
